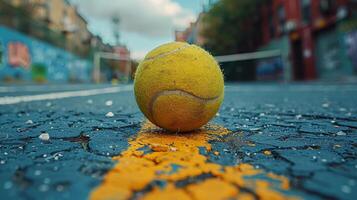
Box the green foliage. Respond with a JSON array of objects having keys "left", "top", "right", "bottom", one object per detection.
[{"left": 202, "top": 0, "right": 263, "bottom": 55}]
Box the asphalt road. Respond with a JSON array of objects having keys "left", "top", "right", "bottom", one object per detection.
[{"left": 0, "top": 83, "right": 356, "bottom": 200}]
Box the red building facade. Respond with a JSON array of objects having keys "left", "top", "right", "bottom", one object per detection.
[{"left": 261, "top": 0, "right": 352, "bottom": 80}]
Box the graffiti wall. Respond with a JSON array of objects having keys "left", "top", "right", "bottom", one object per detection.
[
  {"left": 0, "top": 26, "right": 92, "bottom": 83},
  {"left": 345, "top": 30, "right": 357, "bottom": 71},
  {"left": 315, "top": 22, "right": 357, "bottom": 80}
]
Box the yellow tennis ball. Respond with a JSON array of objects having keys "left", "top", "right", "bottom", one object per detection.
[{"left": 134, "top": 42, "right": 224, "bottom": 132}]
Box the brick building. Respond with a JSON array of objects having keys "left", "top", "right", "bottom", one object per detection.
[
  {"left": 175, "top": 12, "right": 207, "bottom": 46},
  {"left": 260, "top": 0, "right": 357, "bottom": 80},
  {"left": 177, "top": 0, "right": 357, "bottom": 81},
  {"left": 5, "top": 0, "right": 91, "bottom": 57}
]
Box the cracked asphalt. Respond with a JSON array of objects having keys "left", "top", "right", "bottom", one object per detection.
[{"left": 0, "top": 83, "right": 356, "bottom": 200}]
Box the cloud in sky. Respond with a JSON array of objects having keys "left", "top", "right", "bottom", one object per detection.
[{"left": 71, "top": 0, "right": 195, "bottom": 38}]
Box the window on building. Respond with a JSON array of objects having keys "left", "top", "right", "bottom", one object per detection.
[
  {"left": 269, "top": 11, "right": 275, "bottom": 38},
  {"left": 278, "top": 5, "right": 286, "bottom": 32},
  {"left": 320, "top": 0, "right": 336, "bottom": 16},
  {"left": 301, "top": 0, "right": 311, "bottom": 24}
]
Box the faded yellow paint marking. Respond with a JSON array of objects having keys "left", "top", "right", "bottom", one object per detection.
[{"left": 90, "top": 121, "right": 298, "bottom": 200}]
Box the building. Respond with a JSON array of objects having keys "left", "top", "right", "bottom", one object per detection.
[
  {"left": 4, "top": 0, "right": 91, "bottom": 58},
  {"left": 259, "top": 0, "right": 357, "bottom": 80},
  {"left": 177, "top": 0, "right": 357, "bottom": 81},
  {"left": 175, "top": 12, "right": 206, "bottom": 46},
  {"left": 113, "top": 45, "right": 131, "bottom": 82}
]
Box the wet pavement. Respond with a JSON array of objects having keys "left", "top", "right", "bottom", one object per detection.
[{"left": 0, "top": 83, "right": 356, "bottom": 200}]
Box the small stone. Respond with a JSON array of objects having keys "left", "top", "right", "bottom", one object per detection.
[
  {"left": 4, "top": 181, "right": 12, "bottom": 189},
  {"left": 322, "top": 103, "right": 329, "bottom": 108},
  {"left": 105, "top": 112, "right": 114, "bottom": 117},
  {"left": 214, "top": 151, "right": 220, "bottom": 156},
  {"left": 39, "top": 184, "right": 49, "bottom": 192},
  {"left": 34, "top": 170, "right": 42, "bottom": 176},
  {"left": 336, "top": 131, "right": 346, "bottom": 136},
  {"left": 25, "top": 120, "right": 33, "bottom": 124},
  {"left": 249, "top": 127, "right": 261, "bottom": 131},
  {"left": 56, "top": 185, "right": 65, "bottom": 192},
  {"left": 39, "top": 133, "right": 50, "bottom": 141},
  {"left": 263, "top": 150, "right": 272, "bottom": 155},
  {"left": 105, "top": 100, "right": 113, "bottom": 106},
  {"left": 341, "top": 185, "right": 351, "bottom": 194}
]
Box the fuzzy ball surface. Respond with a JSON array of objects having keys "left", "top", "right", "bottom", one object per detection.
[{"left": 134, "top": 42, "right": 224, "bottom": 132}]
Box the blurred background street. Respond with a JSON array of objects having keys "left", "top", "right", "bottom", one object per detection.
[
  {"left": 0, "top": 0, "right": 356, "bottom": 83},
  {"left": 1, "top": 0, "right": 357, "bottom": 200}
]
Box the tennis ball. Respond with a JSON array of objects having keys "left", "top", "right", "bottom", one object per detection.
[{"left": 134, "top": 42, "right": 224, "bottom": 132}]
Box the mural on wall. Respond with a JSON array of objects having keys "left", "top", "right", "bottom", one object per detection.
[
  {"left": 8, "top": 42, "right": 31, "bottom": 69},
  {"left": 0, "top": 26, "right": 92, "bottom": 83},
  {"left": 345, "top": 30, "right": 357, "bottom": 72},
  {"left": 315, "top": 27, "right": 357, "bottom": 79},
  {"left": 31, "top": 63, "right": 47, "bottom": 83}
]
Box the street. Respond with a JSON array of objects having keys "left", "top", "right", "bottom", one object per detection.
[{"left": 0, "top": 83, "right": 357, "bottom": 200}]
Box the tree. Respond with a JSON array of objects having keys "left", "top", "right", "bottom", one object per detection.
[{"left": 202, "top": 0, "right": 264, "bottom": 55}]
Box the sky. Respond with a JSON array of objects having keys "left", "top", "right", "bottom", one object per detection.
[{"left": 69, "top": 0, "right": 205, "bottom": 60}]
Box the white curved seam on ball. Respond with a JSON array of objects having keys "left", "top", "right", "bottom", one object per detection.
[
  {"left": 144, "top": 44, "right": 191, "bottom": 61},
  {"left": 148, "top": 89, "right": 222, "bottom": 125}
]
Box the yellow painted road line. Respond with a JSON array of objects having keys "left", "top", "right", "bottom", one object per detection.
[{"left": 90, "top": 121, "right": 298, "bottom": 200}]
